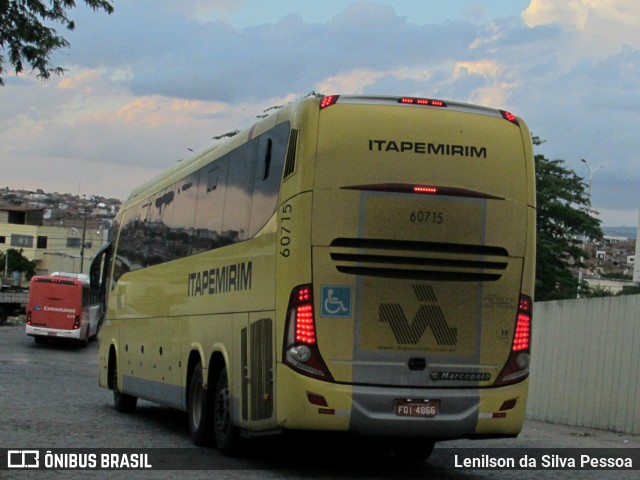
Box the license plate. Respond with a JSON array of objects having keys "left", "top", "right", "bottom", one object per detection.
[{"left": 395, "top": 399, "right": 439, "bottom": 417}]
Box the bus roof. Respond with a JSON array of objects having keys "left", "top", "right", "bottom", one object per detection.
[{"left": 123, "top": 94, "right": 521, "bottom": 208}]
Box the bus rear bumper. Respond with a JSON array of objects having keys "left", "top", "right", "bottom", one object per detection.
[
  {"left": 276, "top": 365, "right": 527, "bottom": 438},
  {"left": 26, "top": 324, "right": 83, "bottom": 340},
  {"left": 349, "top": 381, "right": 527, "bottom": 438}
]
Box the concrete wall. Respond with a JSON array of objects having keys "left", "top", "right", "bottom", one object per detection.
[{"left": 526, "top": 295, "right": 640, "bottom": 434}]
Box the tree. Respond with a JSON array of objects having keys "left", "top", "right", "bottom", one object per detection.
[
  {"left": 0, "top": 248, "right": 36, "bottom": 281},
  {"left": 534, "top": 137, "right": 603, "bottom": 301},
  {"left": 0, "top": 0, "right": 114, "bottom": 85}
]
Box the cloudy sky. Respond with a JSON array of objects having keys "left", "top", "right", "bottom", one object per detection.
[{"left": 1, "top": 0, "right": 638, "bottom": 227}]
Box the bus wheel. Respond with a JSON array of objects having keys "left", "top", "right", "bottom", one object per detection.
[
  {"left": 213, "top": 367, "right": 240, "bottom": 454},
  {"left": 110, "top": 354, "right": 137, "bottom": 413},
  {"left": 393, "top": 438, "right": 435, "bottom": 463},
  {"left": 188, "top": 362, "right": 213, "bottom": 446}
]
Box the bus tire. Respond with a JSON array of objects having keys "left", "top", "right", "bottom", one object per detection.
[
  {"left": 110, "top": 353, "right": 137, "bottom": 413},
  {"left": 213, "top": 367, "right": 240, "bottom": 455},
  {"left": 188, "top": 362, "right": 213, "bottom": 446},
  {"left": 393, "top": 438, "right": 435, "bottom": 463}
]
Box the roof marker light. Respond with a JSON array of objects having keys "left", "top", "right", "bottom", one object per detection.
[
  {"left": 413, "top": 185, "right": 438, "bottom": 194},
  {"left": 399, "top": 97, "right": 447, "bottom": 107},
  {"left": 320, "top": 95, "right": 340, "bottom": 109},
  {"left": 500, "top": 110, "right": 519, "bottom": 125}
]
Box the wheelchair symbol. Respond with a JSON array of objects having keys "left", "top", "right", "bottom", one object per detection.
[
  {"left": 324, "top": 289, "right": 348, "bottom": 314},
  {"left": 321, "top": 286, "right": 351, "bottom": 317}
]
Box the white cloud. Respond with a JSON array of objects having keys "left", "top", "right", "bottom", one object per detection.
[
  {"left": 165, "top": 0, "right": 247, "bottom": 22},
  {"left": 523, "top": 0, "right": 640, "bottom": 60},
  {"left": 316, "top": 69, "right": 387, "bottom": 94},
  {"left": 0, "top": 69, "right": 263, "bottom": 200},
  {"left": 1, "top": 0, "right": 639, "bottom": 228},
  {"left": 597, "top": 208, "right": 639, "bottom": 228},
  {"left": 453, "top": 60, "right": 518, "bottom": 107}
]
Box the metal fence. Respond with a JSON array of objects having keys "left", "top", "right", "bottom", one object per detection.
[{"left": 526, "top": 295, "right": 640, "bottom": 434}]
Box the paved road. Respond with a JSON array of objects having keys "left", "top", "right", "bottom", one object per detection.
[{"left": 1, "top": 321, "right": 638, "bottom": 479}]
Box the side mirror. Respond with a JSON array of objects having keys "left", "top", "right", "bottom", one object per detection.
[{"left": 89, "top": 242, "right": 112, "bottom": 290}]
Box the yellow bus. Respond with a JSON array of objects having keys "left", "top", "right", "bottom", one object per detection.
[{"left": 93, "top": 95, "right": 535, "bottom": 461}]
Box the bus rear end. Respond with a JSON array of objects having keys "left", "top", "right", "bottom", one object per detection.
[
  {"left": 279, "top": 96, "right": 535, "bottom": 450},
  {"left": 26, "top": 275, "right": 90, "bottom": 345}
]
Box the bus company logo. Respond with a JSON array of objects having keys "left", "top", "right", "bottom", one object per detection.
[
  {"left": 379, "top": 285, "right": 457, "bottom": 345},
  {"left": 8, "top": 450, "right": 39, "bottom": 468},
  {"left": 368, "top": 139, "right": 487, "bottom": 159},
  {"left": 34, "top": 305, "right": 42, "bottom": 311},
  {"left": 430, "top": 371, "right": 491, "bottom": 382},
  {"left": 43, "top": 306, "right": 76, "bottom": 314},
  {"left": 187, "top": 261, "right": 252, "bottom": 297}
]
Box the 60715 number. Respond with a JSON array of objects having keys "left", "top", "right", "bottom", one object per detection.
[{"left": 410, "top": 210, "right": 444, "bottom": 224}]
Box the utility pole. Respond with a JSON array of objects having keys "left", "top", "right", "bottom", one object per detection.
[{"left": 80, "top": 209, "right": 88, "bottom": 273}]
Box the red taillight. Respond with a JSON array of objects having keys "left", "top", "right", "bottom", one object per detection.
[
  {"left": 26, "top": 312, "right": 32, "bottom": 325},
  {"left": 283, "top": 285, "right": 334, "bottom": 381},
  {"left": 513, "top": 295, "right": 532, "bottom": 352},
  {"left": 73, "top": 315, "right": 80, "bottom": 330},
  {"left": 494, "top": 294, "right": 532, "bottom": 386},
  {"left": 500, "top": 110, "right": 519, "bottom": 125},
  {"left": 320, "top": 95, "right": 340, "bottom": 109},
  {"left": 399, "top": 97, "right": 446, "bottom": 107},
  {"left": 295, "top": 304, "right": 316, "bottom": 344}
]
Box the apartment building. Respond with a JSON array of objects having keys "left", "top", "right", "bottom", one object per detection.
[{"left": 0, "top": 205, "right": 107, "bottom": 283}]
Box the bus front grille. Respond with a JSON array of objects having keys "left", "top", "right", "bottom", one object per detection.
[{"left": 329, "top": 238, "right": 509, "bottom": 282}]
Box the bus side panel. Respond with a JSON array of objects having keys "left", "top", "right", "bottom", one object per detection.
[
  {"left": 120, "top": 315, "right": 186, "bottom": 409},
  {"left": 103, "top": 225, "right": 277, "bottom": 416},
  {"left": 274, "top": 191, "right": 315, "bottom": 424}
]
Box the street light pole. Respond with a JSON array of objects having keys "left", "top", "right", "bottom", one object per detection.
[
  {"left": 580, "top": 158, "right": 603, "bottom": 204},
  {"left": 578, "top": 159, "right": 603, "bottom": 298}
]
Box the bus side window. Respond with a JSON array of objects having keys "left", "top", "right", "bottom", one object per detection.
[
  {"left": 193, "top": 159, "right": 228, "bottom": 254},
  {"left": 263, "top": 139, "right": 273, "bottom": 180},
  {"left": 222, "top": 141, "right": 257, "bottom": 244},
  {"left": 249, "top": 122, "right": 289, "bottom": 236},
  {"left": 165, "top": 176, "right": 197, "bottom": 260},
  {"left": 207, "top": 166, "right": 219, "bottom": 192}
]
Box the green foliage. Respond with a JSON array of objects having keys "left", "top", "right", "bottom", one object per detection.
[
  {"left": 601, "top": 272, "right": 633, "bottom": 280},
  {"left": 618, "top": 285, "right": 640, "bottom": 296},
  {"left": 0, "top": 0, "right": 114, "bottom": 85},
  {"left": 533, "top": 136, "right": 603, "bottom": 301},
  {"left": 0, "top": 248, "right": 36, "bottom": 280},
  {"left": 581, "top": 285, "right": 614, "bottom": 298}
]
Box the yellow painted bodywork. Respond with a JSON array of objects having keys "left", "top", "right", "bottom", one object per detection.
[{"left": 99, "top": 96, "right": 535, "bottom": 440}]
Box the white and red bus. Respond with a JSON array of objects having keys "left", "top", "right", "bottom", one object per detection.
[{"left": 26, "top": 273, "right": 101, "bottom": 346}]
